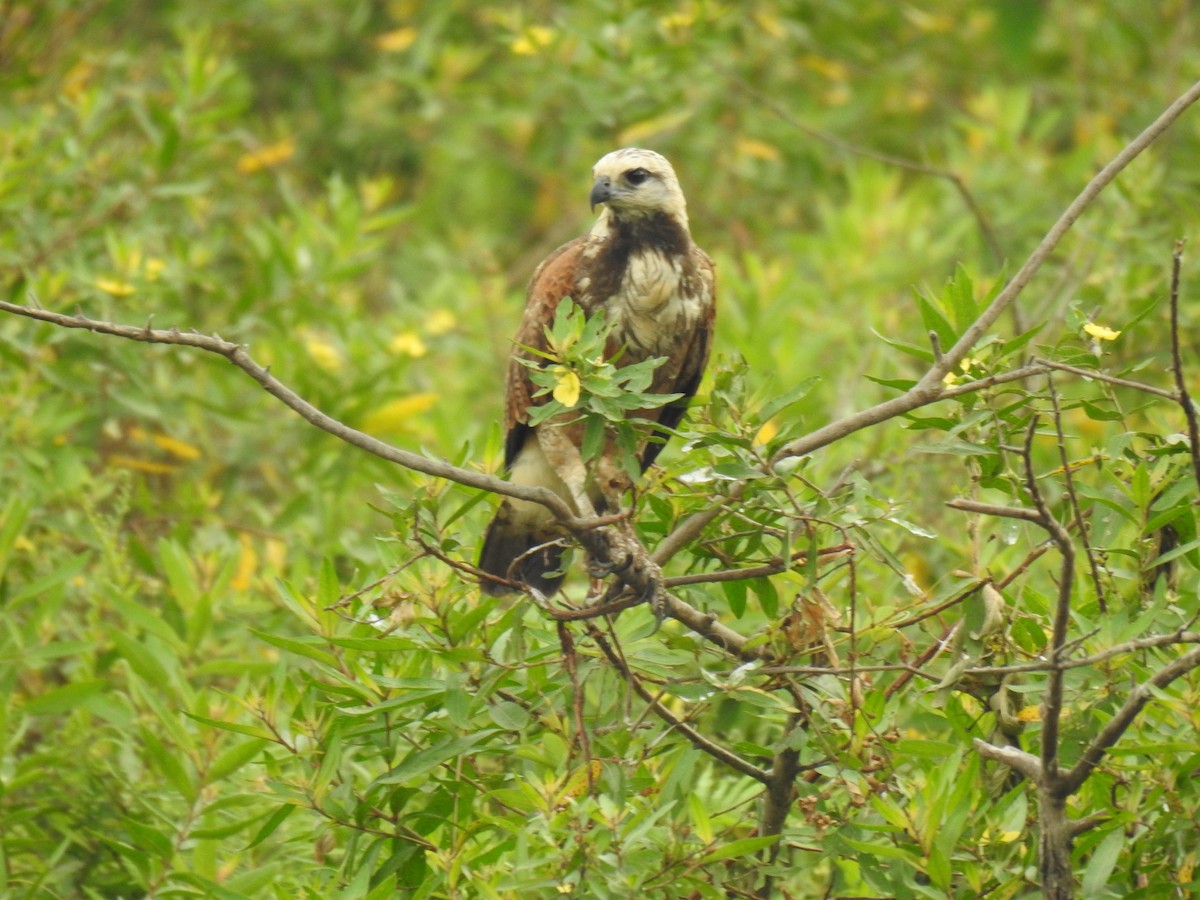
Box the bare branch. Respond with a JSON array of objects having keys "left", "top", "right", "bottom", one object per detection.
[
  {"left": 946, "top": 498, "right": 1045, "bottom": 523},
  {"left": 587, "top": 625, "right": 771, "bottom": 783},
  {"left": 1022, "top": 414, "right": 1076, "bottom": 781},
  {"left": 650, "top": 362, "right": 1049, "bottom": 569},
  {"left": 962, "top": 629, "right": 1200, "bottom": 677},
  {"left": 1048, "top": 377, "right": 1107, "bottom": 613},
  {"left": 974, "top": 738, "right": 1043, "bottom": 781},
  {"left": 767, "top": 77, "right": 1200, "bottom": 468},
  {"left": 1033, "top": 357, "right": 1178, "bottom": 401},
  {"left": 0, "top": 301, "right": 575, "bottom": 516},
  {"left": 663, "top": 543, "right": 854, "bottom": 587},
  {"left": 1168, "top": 240, "right": 1200, "bottom": 489},
  {"left": 928, "top": 330, "right": 944, "bottom": 365},
  {"left": 659, "top": 592, "right": 769, "bottom": 662},
  {"left": 760, "top": 629, "right": 1200, "bottom": 680},
  {"left": 938, "top": 363, "right": 1050, "bottom": 399},
  {"left": 888, "top": 577, "right": 988, "bottom": 630}
]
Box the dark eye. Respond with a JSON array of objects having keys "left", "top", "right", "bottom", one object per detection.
[{"left": 625, "top": 167, "right": 651, "bottom": 185}]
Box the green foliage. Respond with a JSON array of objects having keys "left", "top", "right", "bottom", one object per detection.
[
  {"left": 4, "top": 2, "right": 1200, "bottom": 898},
  {"left": 520, "top": 298, "right": 681, "bottom": 475}
]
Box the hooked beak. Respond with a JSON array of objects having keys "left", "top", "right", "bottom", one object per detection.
[{"left": 589, "top": 175, "right": 612, "bottom": 212}]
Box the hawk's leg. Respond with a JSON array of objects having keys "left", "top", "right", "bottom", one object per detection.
[{"left": 534, "top": 425, "right": 598, "bottom": 520}]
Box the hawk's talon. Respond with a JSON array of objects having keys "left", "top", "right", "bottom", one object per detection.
[{"left": 588, "top": 549, "right": 633, "bottom": 579}]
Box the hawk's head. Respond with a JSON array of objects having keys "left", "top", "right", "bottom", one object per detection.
[{"left": 589, "top": 148, "right": 688, "bottom": 228}]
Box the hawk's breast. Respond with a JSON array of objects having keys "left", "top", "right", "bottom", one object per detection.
[{"left": 595, "top": 248, "right": 706, "bottom": 358}]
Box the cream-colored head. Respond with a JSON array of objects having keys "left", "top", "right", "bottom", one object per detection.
[{"left": 589, "top": 148, "right": 688, "bottom": 229}]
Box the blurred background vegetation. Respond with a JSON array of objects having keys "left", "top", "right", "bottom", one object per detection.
[{"left": 3, "top": 1, "right": 1200, "bottom": 897}]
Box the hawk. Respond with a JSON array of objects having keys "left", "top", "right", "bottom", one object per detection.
[{"left": 478, "top": 148, "right": 716, "bottom": 596}]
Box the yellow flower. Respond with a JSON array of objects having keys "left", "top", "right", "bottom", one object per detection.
[
  {"left": 231, "top": 533, "right": 258, "bottom": 592},
  {"left": 151, "top": 432, "right": 202, "bottom": 461},
  {"left": 512, "top": 25, "right": 554, "bottom": 55},
  {"left": 1016, "top": 706, "right": 1042, "bottom": 723},
  {"left": 1083, "top": 322, "right": 1121, "bottom": 341},
  {"left": 374, "top": 27, "right": 417, "bottom": 52},
  {"left": 143, "top": 257, "right": 166, "bottom": 280},
  {"left": 236, "top": 139, "right": 296, "bottom": 174},
  {"left": 425, "top": 309, "right": 456, "bottom": 336},
  {"left": 389, "top": 331, "right": 428, "bottom": 358},
  {"left": 303, "top": 334, "right": 343, "bottom": 371},
  {"left": 551, "top": 366, "right": 581, "bottom": 407},
  {"left": 736, "top": 136, "right": 782, "bottom": 162},
  {"left": 802, "top": 54, "right": 849, "bottom": 82},
  {"left": 96, "top": 277, "right": 135, "bottom": 296},
  {"left": 754, "top": 419, "right": 778, "bottom": 446},
  {"left": 659, "top": 9, "right": 695, "bottom": 37},
  {"left": 360, "top": 394, "right": 437, "bottom": 435}
]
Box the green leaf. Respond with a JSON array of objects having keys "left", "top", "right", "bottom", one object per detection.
[
  {"left": 688, "top": 794, "right": 714, "bottom": 843},
  {"left": 251, "top": 629, "right": 340, "bottom": 668},
  {"left": 371, "top": 731, "right": 500, "bottom": 788},
  {"left": 5, "top": 553, "right": 87, "bottom": 609},
  {"left": 183, "top": 712, "right": 274, "bottom": 741},
  {"left": 723, "top": 579, "right": 748, "bottom": 618},
  {"left": 489, "top": 701, "right": 531, "bottom": 730},
  {"left": 695, "top": 835, "right": 778, "bottom": 864},
  {"left": 123, "top": 817, "right": 174, "bottom": 860},
  {"left": 159, "top": 538, "right": 200, "bottom": 608},
  {"left": 751, "top": 577, "right": 778, "bottom": 617},
  {"left": 0, "top": 495, "right": 31, "bottom": 580},
  {"left": 947, "top": 263, "right": 979, "bottom": 332},
  {"left": 873, "top": 329, "right": 935, "bottom": 363},
  {"left": 207, "top": 738, "right": 269, "bottom": 783},
  {"left": 22, "top": 679, "right": 107, "bottom": 715},
  {"left": 1081, "top": 828, "right": 1124, "bottom": 896},
  {"left": 581, "top": 414, "right": 606, "bottom": 461},
  {"left": 318, "top": 557, "right": 341, "bottom": 607},
  {"left": 757, "top": 376, "right": 821, "bottom": 423},
  {"left": 141, "top": 726, "right": 196, "bottom": 801},
  {"left": 245, "top": 804, "right": 299, "bottom": 850},
  {"left": 110, "top": 629, "right": 173, "bottom": 689},
  {"left": 917, "top": 290, "right": 956, "bottom": 347},
  {"left": 1147, "top": 537, "right": 1200, "bottom": 568}
]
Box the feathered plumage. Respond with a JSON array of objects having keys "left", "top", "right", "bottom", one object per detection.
[{"left": 479, "top": 148, "right": 716, "bottom": 595}]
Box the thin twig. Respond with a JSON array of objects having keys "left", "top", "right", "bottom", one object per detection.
[
  {"left": 1047, "top": 377, "right": 1107, "bottom": 613},
  {"left": 1168, "top": 240, "right": 1200, "bottom": 489},
  {"left": 946, "top": 499, "right": 1045, "bottom": 523},
  {"left": 888, "top": 577, "right": 988, "bottom": 629},
  {"left": 586, "top": 625, "right": 770, "bottom": 783},
  {"left": 759, "top": 628, "right": 1200, "bottom": 678},
  {"left": 1033, "top": 357, "right": 1178, "bottom": 401},
  {"left": 973, "top": 738, "right": 1042, "bottom": 781},
  {"left": 1022, "top": 415, "right": 1076, "bottom": 781},
  {"left": 663, "top": 543, "right": 854, "bottom": 587},
  {"left": 961, "top": 629, "right": 1200, "bottom": 677},
  {"left": 0, "top": 302, "right": 576, "bottom": 516},
  {"left": 766, "top": 78, "right": 1200, "bottom": 468}
]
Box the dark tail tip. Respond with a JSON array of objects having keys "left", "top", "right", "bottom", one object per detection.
[{"left": 478, "top": 510, "right": 566, "bottom": 597}]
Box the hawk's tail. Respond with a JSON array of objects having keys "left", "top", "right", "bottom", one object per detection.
[{"left": 478, "top": 500, "right": 566, "bottom": 597}]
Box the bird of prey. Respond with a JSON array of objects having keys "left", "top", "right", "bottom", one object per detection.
[{"left": 478, "top": 148, "right": 716, "bottom": 596}]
